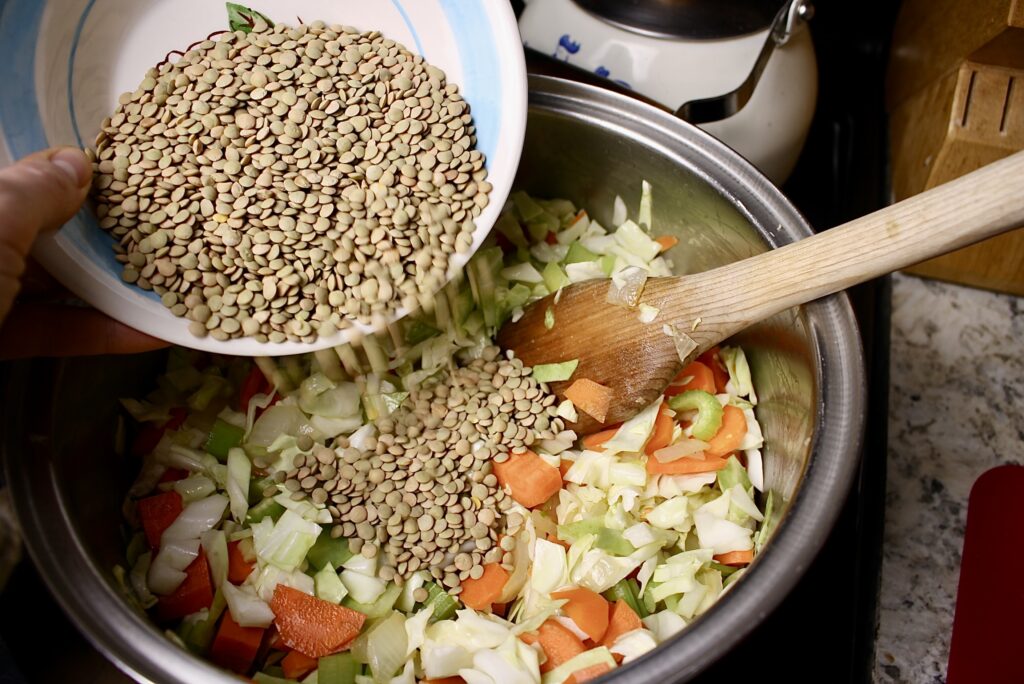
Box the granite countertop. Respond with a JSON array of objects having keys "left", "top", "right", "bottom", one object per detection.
[{"left": 874, "top": 272, "right": 1024, "bottom": 683}]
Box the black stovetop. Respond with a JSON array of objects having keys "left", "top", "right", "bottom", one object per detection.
[{"left": 1, "top": 2, "right": 899, "bottom": 682}]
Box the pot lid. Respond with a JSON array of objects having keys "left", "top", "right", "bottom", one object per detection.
[{"left": 571, "top": 0, "right": 788, "bottom": 39}]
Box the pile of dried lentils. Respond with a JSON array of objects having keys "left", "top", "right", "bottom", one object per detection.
[
  {"left": 89, "top": 19, "right": 490, "bottom": 343},
  {"left": 255, "top": 346, "right": 567, "bottom": 592}
]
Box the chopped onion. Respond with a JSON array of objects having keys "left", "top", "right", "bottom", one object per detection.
[
  {"left": 161, "top": 494, "right": 228, "bottom": 543},
  {"left": 223, "top": 581, "right": 275, "bottom": 628},
  {"left": 367, "top": 611, "right": 408, "bottom": 681},
  {"left": 606, "top": 266, "right": 648, "bottom": 308},
  {"left": 653, "top": 439, "right": 709, "bottom": 463},
  {"left": 248, "top": 405, "right": 307, "bottom": 448},
  {"left": 148, "top": 538, "right": 200, "bottom": 595}
]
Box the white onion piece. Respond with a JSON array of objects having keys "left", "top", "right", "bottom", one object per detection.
[
  {"left": 653, "top": 439, "right": 709, "bottom": 463},
  {"left": 606, "top": 266, "right": 648, "bottom": 308},
  {"left": 161, "top": 494, "right": 228, "bottom": 542}
]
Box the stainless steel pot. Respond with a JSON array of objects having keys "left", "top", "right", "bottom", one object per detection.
[{"left": 3, "top": 75, "right": 865, "bottom": 683}]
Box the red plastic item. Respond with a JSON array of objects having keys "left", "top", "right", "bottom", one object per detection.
[{"left": 947, "top": 465, "right": 1024, "bottom": 683}]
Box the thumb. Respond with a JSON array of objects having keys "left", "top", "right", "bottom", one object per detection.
[
  {"left": 0, "top": 147, "right": 92, "bottom": 322},
  {"left": 0, "top": 147, "right": 92, "bottom": 255}
]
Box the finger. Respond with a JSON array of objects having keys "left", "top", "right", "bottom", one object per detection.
[
  {"left": 0, "top": 148, "right": 92, "bottom": 322},
  {"left": 0, "top": 303, "right": 170, "bottom": 359}
]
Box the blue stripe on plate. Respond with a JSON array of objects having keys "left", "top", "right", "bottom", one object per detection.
[
  {"left": 0, "top": 0, "right": 48, "bottom": 156},
  {"left": 437, "top": 0, "right": 499, "bottom": 162},
  {"left": 389, "top": 0, "right": 424, "bottom": 57}
]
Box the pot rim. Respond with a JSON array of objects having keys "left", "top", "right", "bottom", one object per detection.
[{"left": 5, "top": 75, "right": 865, "bottom": 684}]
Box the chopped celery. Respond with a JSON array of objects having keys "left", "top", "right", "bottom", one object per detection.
[
  {"left": 525, "top": 212, "right": 559, "bottom": 243},
  {"left": 341, "top": 581, "right": 402, "bottom": 619},
  {"left": 184, "top": 588, "right": 226, "bottom": 654},
  {"left": 319, "top": 653, "right": 358, "bottom": 684},
  {"left": 249, "top": 474, "right": 278, "bottom": 504},
  {"left": 595, "top": 527, "right": 635, "bottom": 557},
  {"left": 754, "top": 490, "right": 777, "bottom": 552},
  {"left": 494, "top": 210, "right": 528, "bottom": 248},
  {"left": 306, "top": 531, "right": 353, "bottom": 570},
  {"left": 315, "top": 564, "right": 349, "bottom": 604},
  {"left": 538, "top": 197, "right": 577, "bottom": 220},
  {"left": 467, "top": 247, "right": 503, "bottom": 329},
  {"left": 253, "top": 674, "right": 296, "bottom": 684},
  {"left": 511, "top": 190, "right": 545, "bottom": 223},
  {"left": 600, "top": 253, "right": 617, "bottom": 276},
  {"left": 126, "top": 532, "right": 146, "bottom": 567},
  {"left": 641, "top": 585, "right": 657, "bottom": 615},
  {"left": 667, "top": 390, "right": 724, "bottom": 441},
  {"left": 205, "top": 419, "right": 244, "bottom": 461},
  {"left": 604, "top": 578, "right": 646, "bottom": 618},
  {"left": 422, "top": 581, "right": 458, "bottom": 621},
  {"left": 717, "top": 455, "right": 752, "bottom": 493},
  {"left": 542, "top": 262, "right": 570, "bottom": 293},
  {"left": 404, "top": 319, "right": 440, "bottom": 346},
  {"left": 558, "top": 518, "right": 602, "bottom": 543},
  {"left": 246, "top": 498, "right": 286, "bottom": 525},
  {"left": 710, "top": 561, "right": 741, "bottom": 577},
  {"left": 532, "top": 360, "right": 579, "bottom": 384},
  {"left": 564, "top": 241, "right": 598, "bottom": 265}
]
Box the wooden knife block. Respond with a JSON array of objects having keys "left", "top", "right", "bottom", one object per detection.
[{"left": 888, "top": 0, "right": 1024, "bottom": 295}]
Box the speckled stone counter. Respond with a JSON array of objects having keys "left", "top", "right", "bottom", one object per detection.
[{"left": 873, "top": 273, "right": 1024, "bottom": 683}]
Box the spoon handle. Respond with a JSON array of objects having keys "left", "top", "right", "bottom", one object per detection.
[{"left": 663, "top": 149, "right": 1024, "bottom": 343}]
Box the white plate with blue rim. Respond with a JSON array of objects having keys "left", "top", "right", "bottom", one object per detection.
[{"left": 0, "top": 0, "right": 527, "bottom": 356}]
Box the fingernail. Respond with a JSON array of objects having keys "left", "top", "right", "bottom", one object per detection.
[{"left": 51, "top": 148, "right": 91, "bottom": 188}]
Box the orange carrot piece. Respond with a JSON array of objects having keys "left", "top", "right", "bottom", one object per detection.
[
  {"left": 156, "top": 550, "right": 214, "bottom": 622},
  {"left": 697, "top": 347, "right": 730, "bottom": 393},
  {"left": 228, "top": 540, "right": 255, "bottom": 585},
  {"left": 600, "top": 600, "right": 643, "bottom": 649},
  {"left": 547, "top": 533, "right": 571, "bottom": 550},
  {"left": 564, "top": 379, "right": 614, "bottom": 424},
  {"left": 644, "top": 403, "right": 674, "bottom": 456},
  {"left": 459, "top": 563, "right": 510, "bottom": 611},
  {"left": 705, "top": 405, "right": 747, "bottom": 458},
  {"left": 714, "top": 549, "right": 754, "bottom": 566},
  {"left": 270, "top": 585, "right": 366, "bottom": 658},
  {"left": 567, "top": 663, "right": 613, "bottom": 684},
  {"left": 281, "top": 650, "right": 319, "bottom": 680},
  {"left": 664, "top": 361, "right": 716, "bottom": 397},
  {"left": 582, "top": 428, "right": 619, "bottom": 451},
  {"left": 655, "top": 235, "right": 679, "bottom": 252},
  {"left": 646, "top": 454, "right": 729, "bottom": 476},
  {"left": 559, "top": 459, "right": 573, "bottom": 478},
  {"left": 535, "top": 620, "right": 586, "bottom": 673},
  {"left": 138, "top": 490, "right": 183, "bottom": 550},
  {"left": 209, "top": 612, "right": 265, "bottom": 674},
  {"left": 492, "top": 449, "right": 562, "bottom": 509},
  {"left": 422, "top": 678, "right": 467, "bottom": 684},
  {"left": 551, "top": 587, "right": 610, "bottom": 643}
]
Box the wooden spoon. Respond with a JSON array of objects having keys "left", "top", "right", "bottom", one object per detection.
[{"left": 498, "top": 149, "right": 1024, "bottom": 433}]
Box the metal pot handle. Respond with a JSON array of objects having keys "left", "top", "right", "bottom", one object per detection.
[{"left": 676, "top": 0, "right": 814, "bottom": 124}]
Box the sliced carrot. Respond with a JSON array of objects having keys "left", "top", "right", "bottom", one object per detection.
[
  {"left": 519, "top": 631, "right": 539, "bottom": 646},
  {"left": 422, "top": 678, "right": 466, "bottom": 684},
  {"left": 209, "top": 613, "right": 265, "bottom": 674},
  {"left": 156, "top": 550, "right": 214, "bottom": 622},
  {"left": 270, "top": 585, "right": 366, "bottom": 658},
  {"left": 545, "top": 231, "right": 559, "bottom": 245},
  {"left": 644, "top": 402, "right": 674, "bottom": 456},
  {"left": 547, "top": 533, "right": 571, "bottom": 550},
  {"left": 697, "top": 347, "right": 730, "bottom": 393},
  {"left": 564, "top": 379, "right": 614, "bottom": 424},
  {"left": 600, "top": 600, "right": 642, "bottom": 649},
  {"left": 228, "top": 540, "right": 255, "bottom": 584},
  {"left": 567, "top": 663, "right": 613, "bottom": 684},
  {"left": 138, "top": 490, "right": 183, "bottom": 550},
  {"left": 281, "top": 650, "right": 319, "bottom": 680},
  {"left": 705, "top": 404, "right": 747, "bottom": 458},
  {"left": 131, "top": 407, "right": 187, "bottom": 457},
  {"left": 459, "top": 563, "right": 510, "bottom": 611},
  {"left": 559, "top": 459, "right": 573, "bottom": 478},
  {"left": 665, "top": 361, "right": 716, "bottom": 397},
  {"left": 655, "top": 235, "right": 678, "bottom": 252},
  {"left": 534, "top": 619, "right": 586, "bottom": 673},
  {"left": 158, "top": 467, "right": 190, "bottom": 484},
  {"left": 492, "top": 449, "right": 562, "bottom": 509},
  {"left": 714, "top": 549, "right": 754, "bottom": 566},
  {"left": 582, "top": 427, "right": 619, "bottom": 451},
  {"left": 551, "top": 587, "right": 610, "bottom": 642},
  {"left": 646, "top": 454, "right": 729, "bottom": 476},
  {"left": 492, "top": 602, "right": 508, "bottom": 618}
]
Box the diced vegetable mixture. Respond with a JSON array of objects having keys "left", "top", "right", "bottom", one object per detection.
[{"left": 115, "top": 186, "right": 776, "bottom": 684}]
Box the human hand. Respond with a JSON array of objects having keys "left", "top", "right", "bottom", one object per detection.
[{"left": 0, "top": 147, "right": 168, "bottom": 358}]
